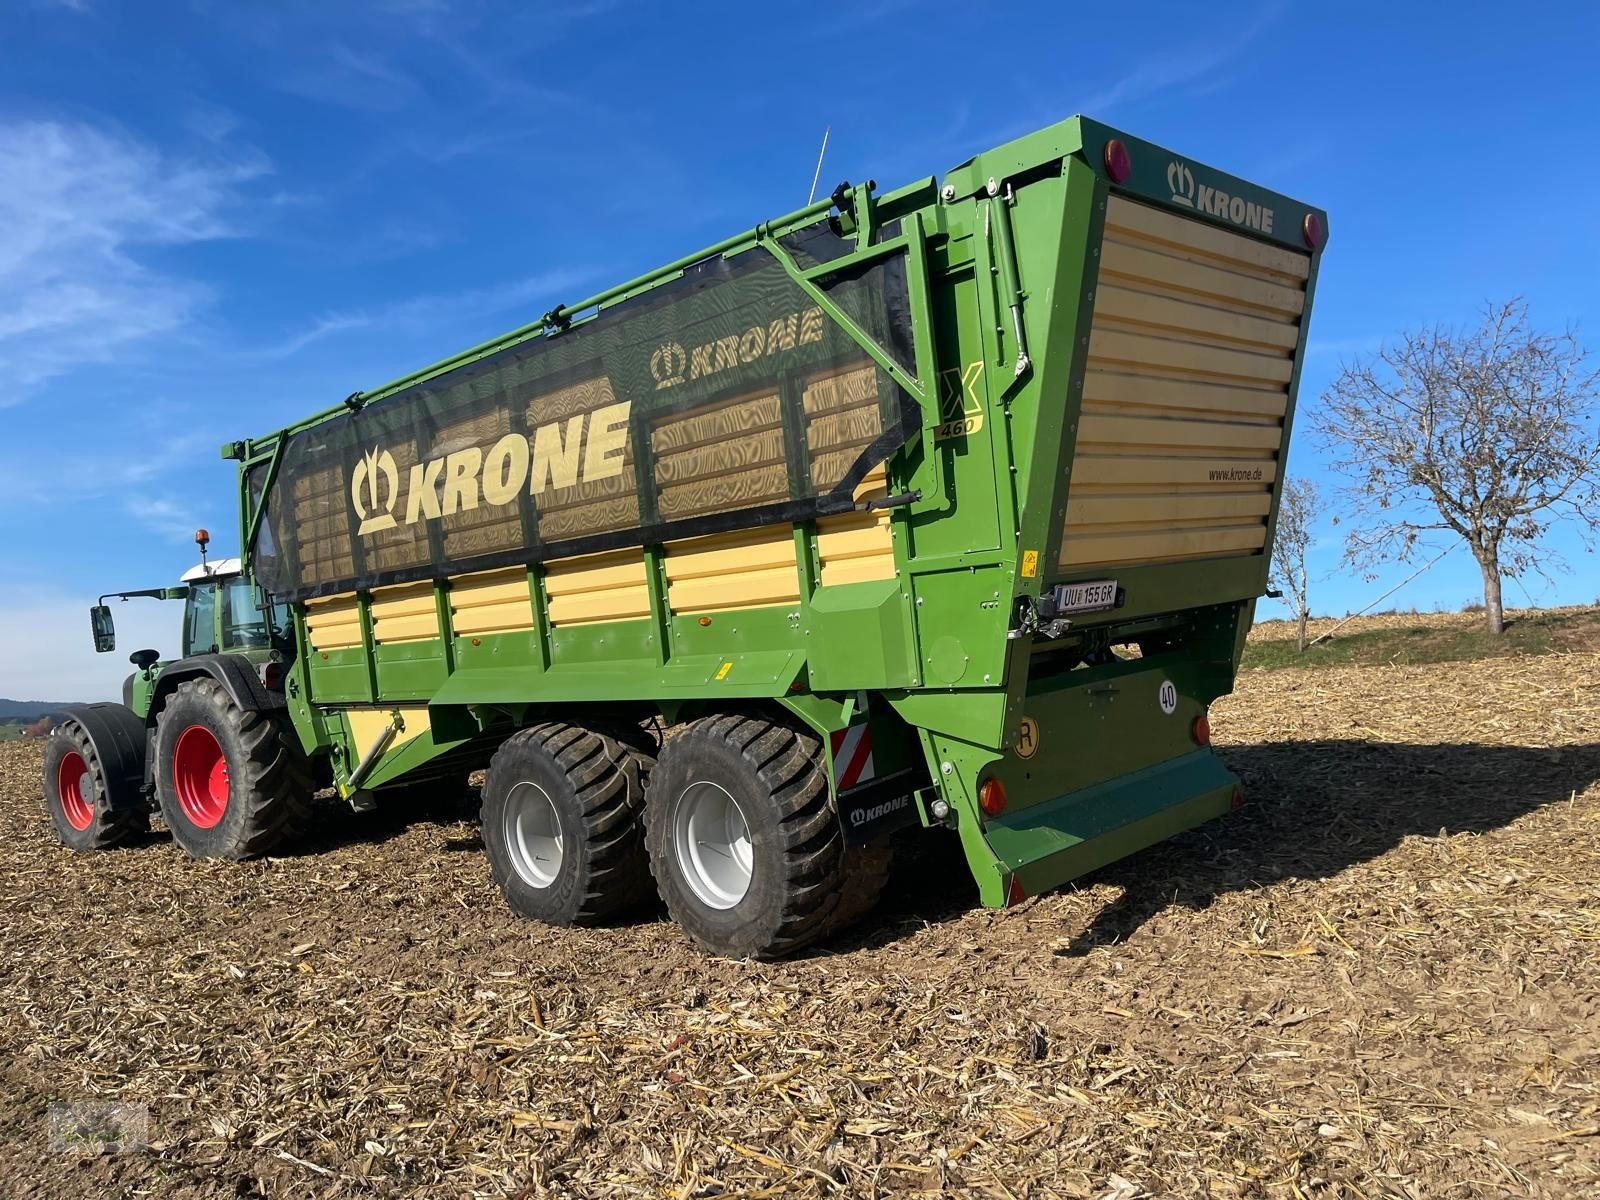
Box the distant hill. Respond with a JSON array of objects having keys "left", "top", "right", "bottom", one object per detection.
[{"left": 0, "top": 699, "right": 81, "bottom": 720}]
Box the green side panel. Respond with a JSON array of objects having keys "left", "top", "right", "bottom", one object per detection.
[
  {"left": 307, "top": 648, "right": 373, "bottom": 704},
  {"left": 806, "top": 581, "right": 915, "bottom": 692},
  {"left": 373, "top": 640, "right": 448, "bottom": 698}
]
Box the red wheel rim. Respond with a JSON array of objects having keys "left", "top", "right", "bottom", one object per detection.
[
  {"left": 57, "top": 751, "right": 94, "bottom": 831},
  {"left": 173, "top": 724, "right": 229, "bottom": 829}
]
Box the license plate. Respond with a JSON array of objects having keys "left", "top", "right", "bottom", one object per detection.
[{"left": 1052, "top": 578, "right": 1118, "bottom": 614}]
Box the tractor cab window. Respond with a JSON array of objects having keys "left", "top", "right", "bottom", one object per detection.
[
  {"left": 220, "top": 576, "right": 285, "bottom": 651},
  {"left": 184, "top": 582, "right": 218, "bottom": 656}
]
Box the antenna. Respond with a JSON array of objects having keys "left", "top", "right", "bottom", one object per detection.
[{"left": 807, "top": 125, "right": 831, "bottom": 205}]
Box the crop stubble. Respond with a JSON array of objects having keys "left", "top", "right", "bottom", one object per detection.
[{"left": 1, "top": 624, "right": 1596, "bottom": 1198}]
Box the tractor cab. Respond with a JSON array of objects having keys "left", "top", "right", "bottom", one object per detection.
[{"left": 88, "top": 530, "right": 290, "bottom": 682}]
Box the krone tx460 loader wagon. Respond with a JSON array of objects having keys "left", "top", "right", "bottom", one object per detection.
[{"left": 45, "top": 116, "right": 1327, "bottom": 959}]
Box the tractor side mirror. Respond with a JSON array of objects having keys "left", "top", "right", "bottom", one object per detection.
[{"left": 90, "top": 605, "right": 116, "bottom": 653}]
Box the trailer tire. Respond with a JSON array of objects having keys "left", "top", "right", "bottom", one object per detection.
[
  {"left": 827, "top": 840, "right": 894, "bottom": 936},
  {"left": 42, "top": 720, "right": 148, "bottom": 850},
  {"left": 153, "top": 678, "right": 313, "bottom": 860},
  {"left": 645, "top": 714, "right": 850, "bottom": 959},
  {"left": 481, "top": 723, "right": 653, "bottom": 926}
]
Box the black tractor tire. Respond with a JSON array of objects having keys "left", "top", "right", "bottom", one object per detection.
[
  {"left": 153, "top": 678, "right": 313, "bottom": 860},
  {"left": 644, "top": 713, "right": 854, "bottom": 960},
  {"left": 481, "top": 722, "right": 654, "bottom": 926},
  {"left": 41, "top": 720, "right": 148, "bottom": 850}
]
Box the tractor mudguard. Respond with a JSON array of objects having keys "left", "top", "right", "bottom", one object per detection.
[
  {"left": 54, "top": 703, "right": 148, "bottom": 812},
  {"left": 150, "top": 654, "right": 283, "bottom": 717}
]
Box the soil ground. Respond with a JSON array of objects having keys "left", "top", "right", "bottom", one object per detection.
[{"left": 1, "top": 614, "right": 1596, "bottom": 1198}]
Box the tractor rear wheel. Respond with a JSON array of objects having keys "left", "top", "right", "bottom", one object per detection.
[
  {"left": 481, "top": 722, "right": 654, "bottom": 926},
  {"left": 153, "top": 679, "right": 313, "bottom": 859},
  {"left": 644, "top": 714, "right": 852, "bottom": 959},
  {"left": 41, "top": 720, "right": 148, "bottom": 850}
]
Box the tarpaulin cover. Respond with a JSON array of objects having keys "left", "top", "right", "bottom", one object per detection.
[{"left": 251, "top": 224, "right": 919, "bottom": 602}]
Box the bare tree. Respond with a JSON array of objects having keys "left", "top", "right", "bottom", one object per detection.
[
  {"left": 1269, "top": 476, "right": 1317, "bottom": 652},
  {"left": 1316, "top": 299, "right": 1600, "bottom": 634}
]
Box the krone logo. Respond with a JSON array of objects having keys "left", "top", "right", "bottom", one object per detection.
[
  {"left": 350, "top": 447, "right": 400, "bottom": 535},
  {"left": 1167, "top": 160, "right": 1195, "bottom": 207},
  {"left": 650, "top": 341, "right": 687, "bottom": 390}
]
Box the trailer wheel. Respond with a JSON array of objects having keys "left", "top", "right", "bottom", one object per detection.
[
  {"left": 645, "top": 714, "right": 853, "bottom": 959},
  {"left": 481, "top": 723, "right": 653, "bottom": 926},
  {"left": 153, "top": 678, "right": 312, "bottom": 859},
  {"left": 41, "top": 721, "right": 148, "bottom": 850}
]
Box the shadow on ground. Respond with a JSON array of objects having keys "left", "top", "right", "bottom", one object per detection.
[
  {"left": 137, "top": 739, "right": 1600, "bottom": 955},
  {"left": 1050, "top": 739, "right": 1600, "bottom": 955}
]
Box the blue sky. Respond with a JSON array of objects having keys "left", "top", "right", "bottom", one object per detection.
[{"left": 2, "top": 0, "right": 1597, "bottom": 700}]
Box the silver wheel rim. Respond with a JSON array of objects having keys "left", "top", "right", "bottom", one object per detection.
[
  {"left": 503, "top": 782, "right": 564, "bottom": 889},
  {"left": 672, "top": 780, "right": 753, "bottom": 910}
]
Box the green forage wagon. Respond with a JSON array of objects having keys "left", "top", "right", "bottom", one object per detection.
[{"left": 44, "top": 116, "right": 1327, "bottom": 958}]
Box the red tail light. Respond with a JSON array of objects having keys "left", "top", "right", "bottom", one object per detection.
[
  {"left": 978, "top": 778, "right": 1007, "bottom": 816},
  {"left": 1192, "top": 714, "right": 1211, "bottom": 746},
  {"left": 1006, "top": 874, "right": 1027, "bottom": 906},
  {"left": 1230, "top": 787, "right": 1244, "bottom": 811},
  {"left": 1302, "top": 212, "right": 1324, "bottom": 250},
  {"left": 261, "top": 662, "right": 283, "bottom": 692},
  {"left": 1103, "top": 139, "right": 1132, "bottom": 184}
]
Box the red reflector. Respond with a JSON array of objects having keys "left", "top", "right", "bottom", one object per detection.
[
  {"left": 1230, "top": 787, "right": 1244, "bottom": 811},
  {"left": 1302, "top": 212, "right": 1324, "bottom": 250},
  {"left": 1192, "top": 714, "right": 1211, "bottom": 746},
  {"left": 1006, "top": 874, "right": 1027, "bottom": 906},
  {"left": 1102, "top": 139, "right": 1132, "bottom": 184},
  {"left": 978, "top": 778, "right": 1007, "bottom": 817},
  {"left": 261, "top": 662, "right": 282, "bottom": 692}
]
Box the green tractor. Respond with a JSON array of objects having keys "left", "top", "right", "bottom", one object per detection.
[{"left": 46, "top": 530, "right": 309, "bottom": 855}]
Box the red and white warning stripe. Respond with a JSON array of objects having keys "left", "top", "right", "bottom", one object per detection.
[{"left": 829, "top": 721, "right": 875, "bottom": 791}]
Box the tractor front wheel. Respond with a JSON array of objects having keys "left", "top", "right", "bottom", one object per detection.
[
  {"left": 153, "top": 679, "right": 313, "bottom": 859},
  {"left": 41, "top": 720, "right": 148, "bottom": 850}
]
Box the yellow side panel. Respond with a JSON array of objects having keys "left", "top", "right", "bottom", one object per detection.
[
  {"left": 1076, "top": 413, "right": 1284, "bottom": 455},
  {"left": 1058, "top": 524, "right": 1268, "bottom": 569},
  {"left": 1104, "top": 195, "right": 1310, "bottom": 282},
  {"left": 1070, "top": 455, "right": 1279, "bottom": 490},
  {"left": 1061, "top": 197, "right": 1308, "bottom": 575},
  {"left": 816, "top": 463, "right": 894, "bottom": 587},
  {"left": 1098, "top": 240, "right": 1305, "bottom": 320},
  {"left": 663, "top": 526, "right": 800, "bottom": 615},
  {"left": 450, "top": 568, "right": 535, "bottom": 637},
  {"left": 304, "top": 593, "right": 363, "bottom": 652},
  {"left": 543, "top": 549, "right": 650, "bottom": 627},
  {"left": 1081, "top": 371, "right": 1288, "bottom": 422},
  {"left": 368, "top": 582, "right": 438, "bottom": 645},
  {"left": 1066, "top": 492, "right": 1273, "bottom": 528},
  {"left": 1088, "top": 328, "right": 1294, "bottom": 388},
  {"left": 1093, "top": 284, "right": 1300, "bottom": 354},
  {"left": 346, "top": 706, "right": 431, "bottom": 754}
]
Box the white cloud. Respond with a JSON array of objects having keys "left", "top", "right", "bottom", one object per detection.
[
  {"left": 253, "top": 266, "right": 601, "bottom": 362},
  {"left": 0, "top": 425, "right": 217, "bottom": 505},
  {"left": 0, "top": 588, "right": 182, "bottom": 703},
  {"left": 1073, "top": 3, "right": 1282, "bottom": 116},
  {"left": 0, "top": 119, "right": 268, "bottom": 400}
]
